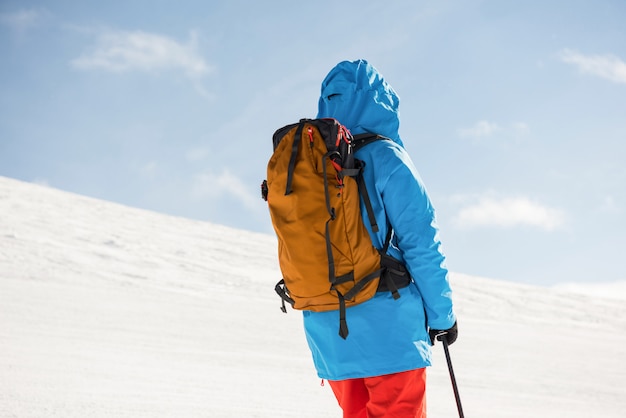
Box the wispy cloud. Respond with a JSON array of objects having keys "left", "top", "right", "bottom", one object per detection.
[
  {"left": 511, "top": 122, "right": 530, "bottom": 135},
  {"left": 71, "top": 29, "right": 211, "bottom": 78},
  {"left": 559, "top": 49, "right": 626, "bottom": 84},
  {"left": 457, "top": 120, "right": 499, "bottom": 139},
  {"left": 457, "top": 120, "right": 530, "bottom": 143},
  {"left": 0, "top": 8, "right": 49, "bottom": 35},
  {"left": 191, "top": 169, "right": 257, "bottom": 210},
  {"left": 452, "top": 195, "right": 566, "bottom": 231}
]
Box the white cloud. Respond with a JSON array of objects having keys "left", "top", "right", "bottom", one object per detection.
[
  {"left": 191, "top": 169, "right": 257, "bottom": 210},
  {"left": 71, "top": 29, "right": 211, "bottom": 78},
  {"left": 453, "top": 196, "right": 566, "bottom": 231},
  {"left": 0, "top": 8, "right": 48, "bottom": 34},
  {"left": 559, "top": 49, "right": 626, "bottom": 84},
  {"left": 457, "top": 120, "right": 499, "bottom": 139}
]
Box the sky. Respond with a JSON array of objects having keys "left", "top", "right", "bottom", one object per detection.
[{"left": 1, "top": 0, "right": 625, "bottom": 286}]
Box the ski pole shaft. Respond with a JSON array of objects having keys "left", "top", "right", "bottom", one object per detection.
[{"left": 442, "top": 338, "right": 465, "bottom": 418}]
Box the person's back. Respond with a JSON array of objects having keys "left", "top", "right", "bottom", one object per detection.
[{"left": 303, "top": 59, "right": 458, "bottom": 418}]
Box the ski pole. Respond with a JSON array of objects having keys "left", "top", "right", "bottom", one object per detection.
[{"left": 441, "top": 336, "right": 465, "bottom": 418}]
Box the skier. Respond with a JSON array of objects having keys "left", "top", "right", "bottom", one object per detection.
[{"left": 302, "top": 59, "right": 458, "bottom": 418}]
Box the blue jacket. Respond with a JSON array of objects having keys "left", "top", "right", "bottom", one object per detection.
[{"left": 302, "top": 60, "right": 456, "bottom": 380}]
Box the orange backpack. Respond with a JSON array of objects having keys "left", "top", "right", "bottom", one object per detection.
[{"left": 262, "top": 118, "right": 406, "bottom": 338}]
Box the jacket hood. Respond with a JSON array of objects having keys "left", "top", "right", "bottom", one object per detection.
[{"left": 317, "top": 59, "right": 403, "bottom": 147}]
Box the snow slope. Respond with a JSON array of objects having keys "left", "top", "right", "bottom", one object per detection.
[{"left": 1, "top": 176, "right": 625, "bottom": 417}]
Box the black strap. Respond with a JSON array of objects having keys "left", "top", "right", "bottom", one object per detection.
[
  {"left": 352, "top": 133, "right": 385, "bottom": 151},
  {"left": 333, "top": 271, "right": 354, "bottom": 286},
  {"left": 322, "top": 151, "right": 339, "bottom": 285},
  {"left": 275, "top": 279, "right": 295, "bottom": 313},
  {"left": 340, "top": 167, "right": 360, "bottom": 178},
  {"left": 324, "top": 217, "right": 336, "bottom": 284},
  {"left": 383, "top": 262, "right": 401, "bottom": 300},
  {"left": 285, "top": 122, "right": 305, "bottom": 195},
  {"left": 379, "top": 224, "right": 402, "bottom": 299},
  {"left": 343, "top": 268, "right": 382, "bottom": 301},
  {"left": 356, "top": 168, "right": 379, "bottom": 233},
  {"left": 381, "top": 222, "right": 393, "bottom": 253},
  {"left": 337, "top": 291, "right": 349, "bottom": 339},
  {"left": 335, "top": 267, "right": 382, "bottom": 340},
  {"left": 322, "top": 151, "right": 338, "bottom": 220}
]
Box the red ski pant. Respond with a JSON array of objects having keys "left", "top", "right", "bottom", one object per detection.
[{"left": 328, "top": 368, "right": 427, "bottom": 418}]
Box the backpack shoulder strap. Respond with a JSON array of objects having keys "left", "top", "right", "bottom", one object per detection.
[
  {"left": 350, "top": 133, "right": 386, "bottom": 233},
  {"left": 355, "top": 168, "right": 379, "bottom": 233},
  {"left": 352, "top": 133, "right": 389, "bottom": 151}
]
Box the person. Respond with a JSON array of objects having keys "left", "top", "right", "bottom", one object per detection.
[{"left": 302, "top": 59, "right": 458, "bottom": 418}]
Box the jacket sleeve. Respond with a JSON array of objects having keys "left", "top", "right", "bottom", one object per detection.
[{"left": 376, "top": 145, "right": 456, "bottom": 330}]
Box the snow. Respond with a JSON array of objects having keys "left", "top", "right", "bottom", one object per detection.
[
  {"left": 553, "top": 281, "right": 626, "bottom": 301},
  {"left": 1, "top": 175, "right": 625, "bottom": 417}
]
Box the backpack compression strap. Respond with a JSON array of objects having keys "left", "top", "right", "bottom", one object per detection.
[{"left": 284, "top": 122, "right": 305, "bottom": 195}]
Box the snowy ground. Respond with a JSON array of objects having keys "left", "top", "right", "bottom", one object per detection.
[{"left": 1, "top": 176, "right": 625, "bottom": 417}]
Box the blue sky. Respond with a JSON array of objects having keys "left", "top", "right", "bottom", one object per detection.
[{"left": 1, "top": 0, "right": 625, "bottom": 286}]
